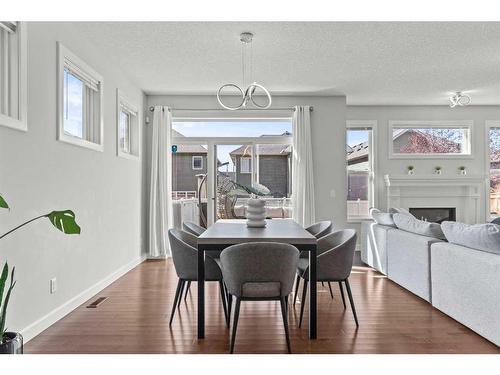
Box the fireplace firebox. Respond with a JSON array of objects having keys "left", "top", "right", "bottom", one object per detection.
[{"left": 409, "top": 207, "right": 456, "bottom": 223}]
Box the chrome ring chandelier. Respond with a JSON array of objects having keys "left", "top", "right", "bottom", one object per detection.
[
  {"left": 217, "top": 32, "right": 272, "bottom": 110},
  {"left": 449, "top": 91, "right": 471, "bottom": 108}
]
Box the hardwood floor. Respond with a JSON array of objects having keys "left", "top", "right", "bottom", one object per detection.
[{"left": 25, "top": 259, "right": 499, "bottom": 354}]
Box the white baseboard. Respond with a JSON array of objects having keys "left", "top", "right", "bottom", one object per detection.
[{"left": 20, "top": 254, "right": 147, "bottom": 343}]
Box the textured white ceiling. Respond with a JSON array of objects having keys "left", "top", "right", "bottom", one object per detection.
[{"left": 68, "top": 22, "right": 500, "bottom": 105}]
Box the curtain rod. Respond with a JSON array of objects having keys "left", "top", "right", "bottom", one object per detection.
[{"left": 148, "top": 106, "right": 313, "bottom": 112}]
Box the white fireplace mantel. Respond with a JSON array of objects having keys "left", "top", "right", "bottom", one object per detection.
[{"left": 383, "top": 174, "right": 488, "bottom": 223}]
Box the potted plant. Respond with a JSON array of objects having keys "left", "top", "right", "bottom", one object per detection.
[
  {"left": 407, "top": 165, "right": 415, "bottom": 175},
  {"left": 459, "top": 166, "right": 467, "bottom": 175},
  {"left": 0, "top": 194, "right": 80, "bottom": 354},
  {"left": 434, "top": 166, "right": 442, "bottom": 175}
]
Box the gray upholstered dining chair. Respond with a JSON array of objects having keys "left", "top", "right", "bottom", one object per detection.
[
  {"left": 220, "top": 242, "right": 299, "bottom": 354},
  {"left": 294, "top": 229, "right": 358, "bottom": 328},
  {"left": 182, "top": 221, "right": 205, "bottom": 237},
  {"left": 167, "top": 229, "right": 228, "bottom": 326},
  {"left": 491, "top": 217, "right": 500, "bottom": 225},
  {"left": 299, "top": 220, "right": 335, "bottom": 297}
]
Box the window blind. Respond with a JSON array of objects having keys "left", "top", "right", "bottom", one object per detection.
[
  {"left": 0, "top": 22, "right": 17, "bottom": 34},
  {"left": 64, "top": 59, "right": 100, "bottom": 92}
]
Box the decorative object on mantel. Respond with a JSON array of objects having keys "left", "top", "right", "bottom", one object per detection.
[
  {"left": 459, "top": 166, "right": 467, "bottom": 175},
  {"left": 217, "top": 32, "right": 272, "bottom": 111},
  {"left": 0, "top": 193, "right": 81, "bottom": 354},
  {"left": 449, "top": 91, "right": 471, "bottom": 108},
  {"left": 434, "top": 166, "right": 442, "bottom": 175},
  {"left": 407, "top": 165, "right": 415, "bottom": 175}
]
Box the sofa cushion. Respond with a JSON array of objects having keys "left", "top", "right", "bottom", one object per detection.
[
  {"left": 370, "top": 208, "right": 397, "bottom": 227},
  {"left": 441, "top": 221, "right": 500, "bottom": 255},
  {"left": 393, "top": 213, "right": 445, "bottom": 240}
]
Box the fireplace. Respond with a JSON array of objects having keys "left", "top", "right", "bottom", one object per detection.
[{"left": 409, "top": 207, "right": 456, "bottom": 223}]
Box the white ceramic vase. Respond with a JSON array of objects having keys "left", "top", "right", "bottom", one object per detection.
[{"left": 246, "top": 197, "right": 266, "bottom": 227}]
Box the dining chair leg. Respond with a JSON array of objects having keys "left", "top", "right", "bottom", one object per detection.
[
  {"left": 184, "top": 281, "right": 191, "bottom": 301},
  {"left": 293, "top": 275, "right": 300, "bottom": 306},
  {"left": 338, "top": 281, "right": 346, "bottom": 309},
  {"left": 219, "top": 281, "right": 229, "bottom": 324},
  {"left": 328, "top": 282, "right": 334, "bottom": 299},
  {"left": 178, "top": 280, "right": 185, "bottom": 309},
  {"left": 344, "top": 278, "right": 359, "bottom": 327},
  {"left": 230, "top": 298, "right": 241, "bottom": 354},
  {"left": 284, "top": 295, "right": 289, "bottom": 316},
  {"left": 299, "top": 280, "right": 308, "bottom": 328},
  {"left": 280, "top": 296, "right": 292, "bottom": 354},
  {"left": 227, "top": 294, "right": 233, "bottom": 328},
  {"left": 169, "top": 279, "right": 182, "bottom": 326}
]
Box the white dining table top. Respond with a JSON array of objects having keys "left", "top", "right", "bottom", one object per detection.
[{"left": 197, "top": 219, "right": 317, "bottom": 245}]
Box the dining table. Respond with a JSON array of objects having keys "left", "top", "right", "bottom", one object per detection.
[{"left": 197, "top": 219, "right": 318, "bottom": 339}]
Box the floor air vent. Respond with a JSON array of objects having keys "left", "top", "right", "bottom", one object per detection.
[{"left": 86, "top": 297, "right": 108, "bottom": 308}]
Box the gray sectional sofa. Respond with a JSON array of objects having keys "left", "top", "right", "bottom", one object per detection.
[{"left": 361, "top": 219, "right": 500, "bottom": 347}]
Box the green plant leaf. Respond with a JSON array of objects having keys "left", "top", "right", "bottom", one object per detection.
[
  {"left": 46, "top": 210, "right": 81, "bottom": 235},
  {"left": 0, "top": 195, "right": 8, "bottom": 209},
  {"left": 0, "top": 266, "right": 15, "bottom": 339}
]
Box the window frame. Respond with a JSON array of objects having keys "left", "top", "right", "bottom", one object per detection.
[
  {"left": 57, "top": 42, "right": 104, "bottom": 152},
  {"left": 346, "top": 120, "right": 377, "bottom": 222},
  {"left": 171, "top": 116, "right": 293, "bottom": 225},
  {"left": 0, "top": 22, "right": 28, "bottom": 132},
  {"left": 240, "top": 156, "right": 252, "bottom": 174},
  {"left": 116, "top": 89, "right": 140, "bottom": 160},
  {"left": 388, "top": 120, "right": 473, "bottom": 159},
  {"left": 192, "top": 155, "right": 203, "bottom": 170},
  {"left": 486, "top": 120, "right": 500, "bottom": 220}
]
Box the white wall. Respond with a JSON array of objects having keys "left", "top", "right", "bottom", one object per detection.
[
  {"left": 347, "top": 105, "right": 499, "bottom": 223},
  {"left": 144, "top": 95, "right": 347, "bottom": 238},
  {"left": 0, "top": 22, "right": 145, "bottom": 340}
]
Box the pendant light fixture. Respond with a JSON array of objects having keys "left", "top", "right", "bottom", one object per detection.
[{"left": 217, "top": 32, "right": 272, "bottom": 110}]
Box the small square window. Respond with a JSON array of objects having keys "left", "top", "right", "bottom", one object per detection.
[
  {"left": 240, "top": 157, "right": 252, "bottom": 174},
  {"left": 192, "top": 156, "right": 203, "bottom": 170},
  {"left": 0, "top": 22, "right": 27, "bottom": 131},
  {"left": 57, "top": 42, "right": 103, "bottom": 151},
  {"left": 117, "top": 89, "right": 140, "bottom": 159}
]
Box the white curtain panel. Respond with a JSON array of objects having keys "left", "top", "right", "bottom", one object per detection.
[
  {"left": 292, "top": 105, "right": 316, "bottom": 227},
  {"left": 148, "top": 106, "right": 173, "bottom": 257}
]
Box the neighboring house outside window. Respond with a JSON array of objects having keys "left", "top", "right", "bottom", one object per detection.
[
  {"left": 240, "top": 157, "right": 252, "bottom": 174},
  {"left": 346, "top": 122, "right": 375, "bottom": 221}
]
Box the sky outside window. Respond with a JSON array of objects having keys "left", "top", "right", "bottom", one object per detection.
[{"left": 63, "top": 70, "right": 84, "bottom": 138}]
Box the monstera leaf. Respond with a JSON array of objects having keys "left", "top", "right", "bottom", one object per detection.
[
  {"left": 46, "top": 210, "right": 81, "bottom": 235},
  {"left": 0, "top": 195, "right": 8, "bottom": 209}
]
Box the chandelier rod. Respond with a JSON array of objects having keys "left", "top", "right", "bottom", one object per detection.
[{"left": 148, "top": 106, "right": 313, "bottom": 112}]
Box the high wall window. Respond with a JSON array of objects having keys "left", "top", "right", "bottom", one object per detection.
[
  {"left": 117, "top": 90, "right": 139, "bottom": 159},
  {"left": 170, "top": 118, "right": 293, "bottom": 228},
  {"left": 489, "top": 127, "right": 500, "bottom": 218},
  {"left": 346, "top": 122, "right": 375, "bottom": 221},
  {"left": 0, "top": 22, "right": 27, "bottom": 131},
  {"left": 57, "top": 42, "right": 103, "bottom": 151},
  {"left": 389, "top": 121, "right": 472, "bottom": 158}
]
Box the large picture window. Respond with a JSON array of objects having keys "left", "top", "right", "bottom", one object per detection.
[
  {"left": 346, "top": 121, "right": 376, "bottom": 221},
  {"left": 389, "top": 121, "right": 472, "bottom": 158},
  {"left": 0, "top": 22, "right": 27, "bottom": 131},
  {"left": 170, "top": 118, "right": 293, "bottom": 228}
]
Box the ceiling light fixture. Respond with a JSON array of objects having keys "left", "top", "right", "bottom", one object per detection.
[
  {"left": 217, "top": 32, "right": 272, "bottom": 110},
  {"left": 449, "top": 92, "right": 471, "bottom": 108}
]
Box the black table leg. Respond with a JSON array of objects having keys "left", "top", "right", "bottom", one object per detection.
[
  {"left": 197, "top": 245, "right": 205, "bottom": 339},
  {"left": 309, "top": 244, "right": 317, "bottom": 339}
]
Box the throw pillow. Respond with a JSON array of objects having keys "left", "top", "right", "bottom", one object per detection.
[
  {"left": 370, "top": 208, "right": 396, "bottom": 227},
  {"left": 441, "top": 221, "right": 500, "bottom": 255},
  {"left": 393, "top": 213, "right": 446, "bottom": 239}
]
